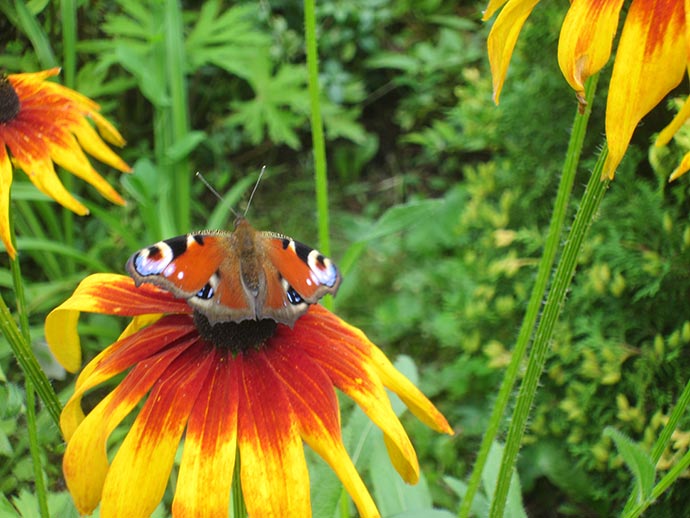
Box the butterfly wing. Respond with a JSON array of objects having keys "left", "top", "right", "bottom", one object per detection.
[
  {"left": 262, "top": 232, "right": 341, "bottom": 309},
  {"left": 126, "top": 221, "right": 342, "bottom": 327},
  {"left": 126, "top": 231, "right": 258, "bottom": 323}
]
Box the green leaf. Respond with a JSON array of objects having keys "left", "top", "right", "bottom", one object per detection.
[
  {"left": 14, "top": 0, "right": 56, "bottom": 68},
  {"left": 339, "top": 198, "right": 446, "bottom": 275},
  {"left": 186, "top": 1, "right": 271, "bottom": 74},
  {"left": 444, "top": 476, "right": 489, "bottom": 518},
  {"left": 370, "top": 437, "right": 433, "bottom": 516},
  {"left": 604, "top": 427, "right": 656, "bottom": 500},
  {"left": 165, "top": 131, "right": 207, "bottom": 163},
  {"left": 482, "top": 443, "right": 527, "bottom": 518}
]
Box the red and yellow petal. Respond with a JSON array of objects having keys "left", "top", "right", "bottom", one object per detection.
[
  {"left": 603, "top": 0, "right": 687, "bottom": 179},
  {"left": 173, "top": 350, "right": 239, "bottom": 518},
  {"left": 63, "top": 344, "right": 188, "bottom": 514},
  {"left": 48, "top": 127, "right": 126, "bottom": 206},
  {"left": 1, "top": 124, "right": 89, "bottom": 215},
  {"left": 45, "top": 274, "right": 190, "bottom": 372},
  {"left": 99, "top": 343, "right": 216, "bottom": 518},
  {"left": 293, "top": 308, "right": 420, "bottom": 483},
  {"left": 0, "top": 144, "right": 14, "bottom": 257},
  {"left": 558, "top": 0, "right": 626, "bottom": 99},
  {"left": 61, "top": 316, "right": 198, "bottom": 439},
  {"left": 269, "top": 341, "right": 380, "bottom": 517},
  {"left": 485, "top": 0, "right": 540, "bottom": 103},
  {"left": 237, "top": 351, "right": 311, "bottom": 518}
]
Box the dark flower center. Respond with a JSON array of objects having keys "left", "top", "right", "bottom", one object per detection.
[
  {"left": 0, "top": 75, "right": 20, "bottom": 124},
  {"left": 193, "top": 311, "right": 278, "bottom": 354}
]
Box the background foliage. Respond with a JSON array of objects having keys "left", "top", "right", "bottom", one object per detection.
[{"left": 1, "top": 0, "right": 690, "bottom": 517}]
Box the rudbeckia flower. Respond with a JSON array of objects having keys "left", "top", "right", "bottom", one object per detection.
[
  {"left": 45, "top": 274, "right": 452, "bottom": 517},
  {"left": 0, "top": 68, "right": 131, "bottom": 257},
  {"left": 484, "top": 0, "right": 690, "bottom": 180}
]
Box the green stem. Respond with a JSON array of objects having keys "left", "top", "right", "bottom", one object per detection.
[
  {"left": 621, "top": 375, "right": 690, "bottom": 516},
  {"left": 10, "top": 218, "right": 49, "bottom": 516},
  {"left": 25, "top": 380, "right": 49, "bottom": 517},
  {"left": 60, "top": 0, "right": 78, "bottom": 274},
  {"left": 459, "top": 74, "right": 598, "bottom": 518},
  {"left": 231, "top": 456, "right": 246, "bottom": 517},
  {"left": 164, "top": 0, "right": 191, "bottom": 233},
  {"left": 625, "top": 448, "right": 690, "bottom": 518},
  {"left": 489, "top": 151, "right": 610, "bottom": 517},
  {"left": 60, "top": 0, "right": 77, "bottom": 88},
  {"left": 0, "top": 294, "right": 61, "bottom": 426},
  {"left": 304, "top": 0, "right": 332, "bottom": 268}
]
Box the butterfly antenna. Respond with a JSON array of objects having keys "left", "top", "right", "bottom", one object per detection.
[
  {"left": 244, "top": 165, "right": 266, "bottom": 217},
  {"left": 196, "top": 172, "right": 241, "bottom": 218}
]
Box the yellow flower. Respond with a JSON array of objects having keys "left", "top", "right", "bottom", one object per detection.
[
  {"left": 0, "top": 68, "right": 131, "bottom": 257},
  {"left": 45, "top": 274, "right": 452, "bottom": 518},
  {"left": 484, "top": 0, "right": 689, "bottom": 180}
]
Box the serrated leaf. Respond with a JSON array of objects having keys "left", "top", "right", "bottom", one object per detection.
[{"left": 604, "top": 427, "right": 656, "bottom": 500}]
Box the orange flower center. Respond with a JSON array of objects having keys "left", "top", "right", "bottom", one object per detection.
[
  {"left": 193, "top": 312, "right": 278, "bottom": 353},
  {"left": 0, "top": 75, "right": 20, "bottom": 124}
]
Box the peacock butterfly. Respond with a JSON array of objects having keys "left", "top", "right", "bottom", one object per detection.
[{"left": 126, "top": 216, "right": 341, "bottom": 327}]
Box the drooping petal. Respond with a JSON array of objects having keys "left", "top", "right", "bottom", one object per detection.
[
  {"left": 48, "top": 127, "right": 125, "bottom": 205},
  {"left": 268, "top": 340, "right": 380, "bottom": 518},
  {"left": 483, "top": 0, "right": 510, "bottom": 20},
  {"left": 292, "top": 307, "right": 420, "bottom": 484},
  {"left": 558, "top": 0, "right": 626, "bottom": 99},
  {"left": 72, "top": 115, "right": 131, "bottom": 173},
  {"left": 0, "top": 124, "right": 89, "bottom": 215},
  {"left": 99, "top": 342, "right": 215, "bottom": 518},
  {"left": 369, "top": 345, "right": 453, "bottom": 435},
  {"left": 485, "top": 0, "right": 540, "bottom": 103},
  {"left": 603, "top": 0, "right": 687, "bottom": 179},
  {"left": 237, "top": 351, "right": 311, "bottom": 518},
  {"left": 656, "top": 94, "right": 690, "bottom": 180},
  {"left": 60, "top": 316, "right": 198, "bottom": 439},
  {"left": 173, "top": 349, "right": 239, "bottom": 518},
  {"left": 63, "top": 344, "right": 189, "bottom": 514},
  {"left": 45, "top": 274, "right": 190, "bottom": 372},
  {"left": 0, "top": 143, "right": 14, "bottom": 257}
]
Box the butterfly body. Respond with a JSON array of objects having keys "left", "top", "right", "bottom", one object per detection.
[{"left": 126, "top": 217, "right": 341, "bottom": 326}]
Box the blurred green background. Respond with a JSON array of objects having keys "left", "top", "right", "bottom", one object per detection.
[{"left": 2, "top": 1, "right": 690, "bottom": 516}]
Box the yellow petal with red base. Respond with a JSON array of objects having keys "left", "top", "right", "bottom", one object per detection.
[
  {"left": 45, "top": 274, "right": 189, "bottom": 372},
  {"left": 238, "top": 350, "right": 312, "bottom": 518},
  {"left": 61, "top": 316, "right": 197, "bottom": 439},
  {"left": 603, "top": 0, "right": 687, "bottom": 179},
  {"left": 0, "top": 124, "right": 89, "bottom": 215},
  {"left": 63, "top": 344, "right": 186, "bottom": 514},
  {"left": 100, "top": 344, "right": 215, "bottom": 518},
  {"left": 558, "top": 0, "right": 626, "bottom": 98},
  {"left": 48, "top": 129, "right": 126, "bottom": 206},
  {"left": 173, "top": 349, "right": 239, "bottom": 518},
  {"left": 269, "top": 339, "right": 380, "bottom": 517},
  {"left": 0, "top": 144, "right": 14, "bottom": 257},
  {"left": 485, "top": 0, "right": 540, "bottom": 103},
  {"left": 296, "top": 307, "right": 420, "bottom": 483}
]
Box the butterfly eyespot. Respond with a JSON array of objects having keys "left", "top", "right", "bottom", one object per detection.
[
  {"left": 286, "top": 286, "right": 303, "bottom": 305},
  {"left": 197, "top": 283, "right": 214, "bottom": 300}
]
